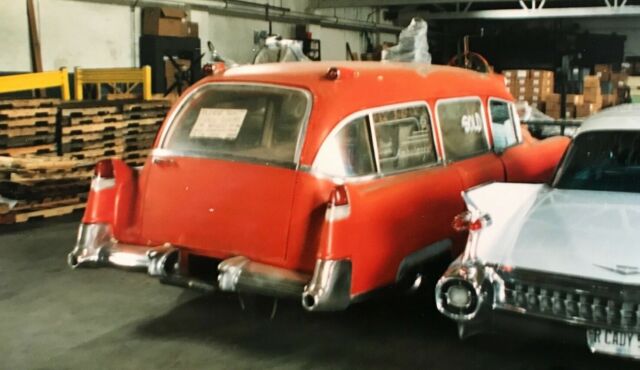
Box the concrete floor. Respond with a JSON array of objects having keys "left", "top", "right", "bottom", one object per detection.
[{"left": 0, "top": 214, "right": 638, "bottom": 370}]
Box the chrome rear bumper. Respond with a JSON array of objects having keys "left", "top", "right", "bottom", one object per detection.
[
  {"left": 67, "top": 223, "right": 177, "bottom": 276},
  {"left": 68, "top": 223, "right": 353, "bottom": 311}
]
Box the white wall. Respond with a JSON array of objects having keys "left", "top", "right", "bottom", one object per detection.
[
  {"left": 0, "top": 0, "right": 398, "bottom": 72},
  {"left": 39, "top": 0, "right": 138, "bottom": 70},
  {"left": 0, "top": 1, "right": 32, "bottom": 71}
]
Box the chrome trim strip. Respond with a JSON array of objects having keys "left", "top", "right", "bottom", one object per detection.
[
  {"left": 150, "top": 148, "right": 297, "bottom": 170},
  {"left": 157, "top": 82, "right": 313, "bottom": 170}
]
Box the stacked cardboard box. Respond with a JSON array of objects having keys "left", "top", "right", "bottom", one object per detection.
[
  {"left": 545, "top": 93, "right": 583, "bottom": 119},
  {"left": 503, "top": 69, "right": 554, "bottom": 109},
  {"left": 576, "top": 76, "right": 603, "bottom": 118}
]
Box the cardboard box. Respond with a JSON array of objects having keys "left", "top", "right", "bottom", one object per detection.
[
  {"left": 165, "top": 57, "right": 191, "bottom": 91},
  {"left": 531, "top": 70, "right": 553, "bottom": 83},
  {"left": 602, "top": 94, "right": 616, "bottom": 107},
  {"left": 584, "top": 86, "right": 602, "bottom": 104},
  {"left": 567, "top": 94, "right": 584, "bottom": 105},
  {"left": 595, "top": 64, "right": 612, "bottom": 75},
  {"left": 546, "top": 93, "right": 561, "bottom": 105},
  {"left": 142, "top": 7, "right": 187, "bottom": 37},
  {"left": 584, "top": 75, "right": 600, "bottom": 88},
  {"left": 186, "top": 22, "right": 198, "bottom": 37},
  {"left": 576, "top": 103, "right": 598, "bottom": 118}
]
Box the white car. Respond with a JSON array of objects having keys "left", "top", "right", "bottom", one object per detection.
[{"left": 436, "top": 104, "right": 640, "bottom": 360}]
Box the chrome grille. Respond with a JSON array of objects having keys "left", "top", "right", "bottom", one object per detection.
[{"left": 496, "top": 269, "right": 640, "bottom": 331}]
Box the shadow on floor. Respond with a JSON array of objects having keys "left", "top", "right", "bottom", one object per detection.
[{"left": 132, "top": 289, "right": 638, "bottom": 370}]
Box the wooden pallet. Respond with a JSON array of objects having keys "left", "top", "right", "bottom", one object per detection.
[
  {"left": 62, "top": 121, "right": 127, "bottom": 135},
  {"left": 0, "top": 155, "right": 93, "bottom": 172},
  {"left": 124, "top": 133, "right": 157, "bottom": 143},
  {"left": 63, "top": 138, "right": 125, "bottom": 153},
  {"left": 0, "top": 203, "right": 85, "bottom": 224},
  {"left": 68, "top": 147, "right": 123, "bottom": 160},
  {"left": 0, "top": 126, "right": 56, "bottom": 139},
  {"left": 10, "top": 196, "right": 83, "bottom": 214},
  {"left": 68, "top": 113, "right": 124, "bottom": 126},
  {"left": 60, "top": 106, "right": 119, "bottom": 118},
  {"left": 123, "top": 149, "right": 151, "bottom": 159},
  {"left": 0, "top": 107, "right": 57, "bottom": 120},
  {"left": 124, "top": 117, "right": 164, "bottom": 128},
  {"left": 121, "top": 124, "right": 161, "bottom": 136},
  {"left": 124, "top": 109, "right": 168, "bottom": 120},
  {"left": 0, "top": 116, "right": 56, "bottom": 130},
  {"left": 0, "top": 180, "right": 90, "bottom": 201},
  {"left": 61, "top": 132, "right": 122, "bottom": 145},
  {"left": 0, "top": 144, "right": 56, "bottom": 157},
  {"left": 122, "top": 101, "right": 170, "bottom": 112},
  {"left": 0, "top": 98, "right": 61, "bottom": 109},
  {"left": 0, "top": 135, "right": 55, "bottom": 148},
  {"left": 6, "top": 170, "right": 93, "bottom": 183}
]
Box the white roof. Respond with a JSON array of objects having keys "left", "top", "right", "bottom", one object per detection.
[{"left": 577, "top": 103, "right": 640, "bottom": 135}]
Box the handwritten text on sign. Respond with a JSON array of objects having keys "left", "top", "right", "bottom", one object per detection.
[{"left": 189, "top": 108, "right": 248, "bottom": 140}]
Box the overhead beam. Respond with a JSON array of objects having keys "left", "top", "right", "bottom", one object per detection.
[
  {"left": 400, "top": 5, "right": 640, "bottom": 20},
  {"left": 309, "top": 0, "right": 516, "bottom": 8}
]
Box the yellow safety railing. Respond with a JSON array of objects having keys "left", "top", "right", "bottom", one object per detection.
[
  {"left": 74, "top": 66, "right": 152, "bottom": 101},
  {"left": 0, "top": 68, "right": 71, "bottom": 100}
]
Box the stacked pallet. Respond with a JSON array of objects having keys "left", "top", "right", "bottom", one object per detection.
[
  {"left": 60, "top": 100, "right": 169, "bottom": 167},
  {"left": 0, "top": 155, "right": 93, "bottom": 224},
  {"left": 0, "top": 99, "right": 59, "bottom": 157},
  {"left": 121, "top": 100, "right": 169, "bottom": 166}
]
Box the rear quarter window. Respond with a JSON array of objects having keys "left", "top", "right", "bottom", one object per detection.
[
  {"left": 162, "top": 84, "right": 310, "bottom": 168},
  {"left": 436, "top": 98, "right": 489, "bottom": 161}
]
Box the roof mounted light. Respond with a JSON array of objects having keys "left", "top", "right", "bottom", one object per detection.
[{"left": 325, "top": 67, "right": 357, "bottom": 81}]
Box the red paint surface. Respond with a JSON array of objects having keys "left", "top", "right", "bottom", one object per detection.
[{"left": 83, "top": 62, "right": 569, "bottom": 298}]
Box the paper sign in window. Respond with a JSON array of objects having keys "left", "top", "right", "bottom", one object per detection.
[{"left": 189, "top": 108, "right": 248, "bottom": 140}]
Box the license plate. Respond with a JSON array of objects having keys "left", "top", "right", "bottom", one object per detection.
[{"left": 587, "top": 329, "right": 640, "bottom": 359}]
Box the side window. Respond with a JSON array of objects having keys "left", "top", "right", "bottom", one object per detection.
[
  {"left": 371, "top": 105, "right": 437, "bottom": 173},
  {"left": 313, "top": 116, "right": 375, "bottom": 177},
  {"left": 436, "top": 98, "right": 489, "bottom": 161},
  {"left": 489, "top": 99, "right": 519, "bottom": 151}
]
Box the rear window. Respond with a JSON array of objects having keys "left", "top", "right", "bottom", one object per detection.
[
  {"left": 436, "top": 98, "right": 489, "bottom": 161},
  {"left": 162, "top": 84, "right": 309, "bottom": 167},
  {"left": 554, "top": 130, "right": 640, "bottom": 193}
]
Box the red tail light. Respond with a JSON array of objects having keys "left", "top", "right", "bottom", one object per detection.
[
  {"left": 452, "top": 211, "right": 489, "bottom": 232},
  {"left": 94, "top": 159, "right": 114, "bottom": 179},
  {"left": 330, "top": 185, "right": 349, "bottom": 206}
]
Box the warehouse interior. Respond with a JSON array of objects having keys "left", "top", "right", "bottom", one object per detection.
[{"left": 2, "top": 0, "right": 640, "bottom": 369}]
